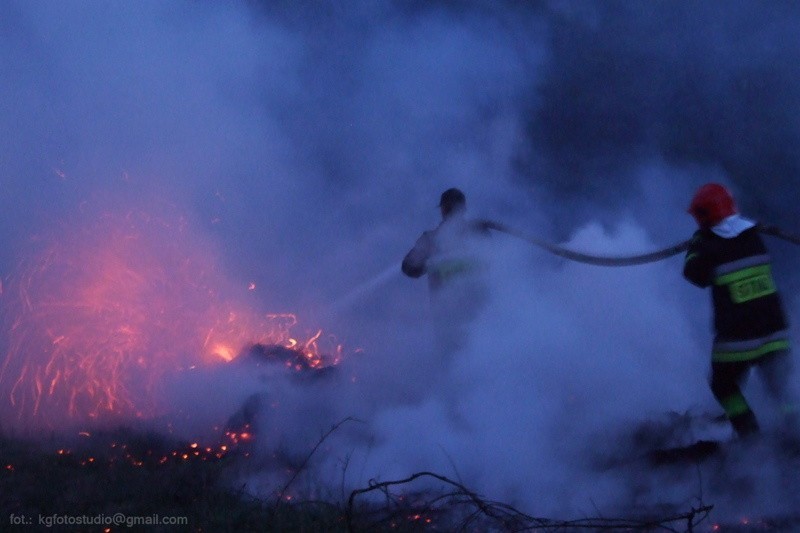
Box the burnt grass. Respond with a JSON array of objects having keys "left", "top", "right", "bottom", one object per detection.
[
  {"left": 0, "top": 427, "right": 347, "bottom": 532},
  {"left": 2, "top": 421, "right": 789, "bottom": 532},
  {"left": 0, "top": 426, "right": 499, "bottom": 532},
  {"left": 0, "top": 350, "right": 506, "bottom": 532}
]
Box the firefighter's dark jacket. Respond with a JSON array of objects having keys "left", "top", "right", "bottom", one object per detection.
[{"left": 684, "top": 226, "right": 789, "bottom": 362}]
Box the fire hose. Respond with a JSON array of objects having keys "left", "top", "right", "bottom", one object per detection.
[{"left": 485, "top": 221, "right": 800, "bottom": 267}]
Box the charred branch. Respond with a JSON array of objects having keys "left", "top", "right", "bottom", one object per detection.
[{"left": 346, "top": 471, "right": 713, "bottom": 532}]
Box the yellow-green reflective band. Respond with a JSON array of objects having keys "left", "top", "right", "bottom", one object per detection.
[
  {"left": 712, "top": 339, "right": 790, "bottom": 363},
  {"left": 721, "top": 393, "right": 751, "bottom": 418},
  {"left": 782, "top": 403, "right": 798, "bottom": 415},
  {"left": 728, "top": 274, "right": 776, "bottom": 303},
  {"left": 714, "top": 264, "right": 771, "bottom": 286},
  {"left": 685, "top": 252, "right": 698, "bottom": 263}
]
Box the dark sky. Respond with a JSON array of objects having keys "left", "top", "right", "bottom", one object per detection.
[{"left": 527, "top": 1, "right": 800, "bottom": 228}]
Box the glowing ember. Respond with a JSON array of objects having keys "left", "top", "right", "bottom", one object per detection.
[
  {"left": 0, "top": 196, "right": 342, "bottom": 431},
  {"left": 48, "top": 423, "right": 251, "bottom": 470}
]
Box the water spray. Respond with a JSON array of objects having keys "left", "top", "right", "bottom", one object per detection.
[{"left": 328, "top": 264, "right": 400, "bottom": 314}]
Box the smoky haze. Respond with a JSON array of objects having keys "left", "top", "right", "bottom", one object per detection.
[{"left": 2, "top": 0, "right": 800, "bottom": 524}]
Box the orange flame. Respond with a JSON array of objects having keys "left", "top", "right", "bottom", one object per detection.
[{"left": 0, "top": 197, "right": 342, "bottom": 431}]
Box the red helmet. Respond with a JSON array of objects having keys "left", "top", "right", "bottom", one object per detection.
[{"left": 688, "top": 183, "right": 737, "bottom": 228}]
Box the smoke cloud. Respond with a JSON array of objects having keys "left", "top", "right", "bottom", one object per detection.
[{"left": 2, "top": 0, "right": 800, "bottom": 525}]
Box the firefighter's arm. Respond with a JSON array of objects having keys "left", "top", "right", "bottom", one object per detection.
[
  {"left": 682, "top": 232, "right": 713, "bottom": 287},
  {"left": 401, "top": 231, "right": 433, "bottom": 278},
  {"left": 472, "top": 219, "right": 496, "bottom": 234}
]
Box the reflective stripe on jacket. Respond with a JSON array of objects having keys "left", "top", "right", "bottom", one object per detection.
[
  {"left": 684, "top": 223, "right": 788, "bottom": 357},
  {"left": 401, "top": 215, "right": 491, "bottom": 292}
]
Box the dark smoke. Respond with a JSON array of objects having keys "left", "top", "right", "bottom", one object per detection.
[{"left": 521, "top": 1, "right": 800, "bottom": 232}]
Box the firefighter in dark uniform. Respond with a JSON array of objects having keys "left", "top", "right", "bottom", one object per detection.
[
  {"left": 402, "top": 188, "right": 492, "bottom": 359},
  {"left": 684, "top": 183, "right": 798, "bottom": 439}
]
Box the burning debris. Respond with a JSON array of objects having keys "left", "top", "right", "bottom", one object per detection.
[
  {"left": 0, "top": 195, "right": 359, "bottom": 530},
  {"left": 0, "top": 196, "right": 345, "bottom": 433},
  {"left": 244, "top": 342, "right": 340, "bottom": 377}
]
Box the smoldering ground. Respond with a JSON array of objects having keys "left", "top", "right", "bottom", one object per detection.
[{"left": 2, "top": 0, "right": 800, "bottom": 527}]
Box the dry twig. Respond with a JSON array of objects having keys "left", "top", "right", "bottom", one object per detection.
[
  {"left": 275, "top": 416, "right": 358, "bottom": 505},
  {"left": 346, "top": 470, "right": 713, "bottom": 532}
]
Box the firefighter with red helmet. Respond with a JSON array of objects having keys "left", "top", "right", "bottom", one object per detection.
[{"left": 684, "top": 183, "right": 797, "bottom": 439}]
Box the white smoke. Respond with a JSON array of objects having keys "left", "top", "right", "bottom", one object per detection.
[{"left": 2, "top": 0, "right": 800, "bottom": 526}]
